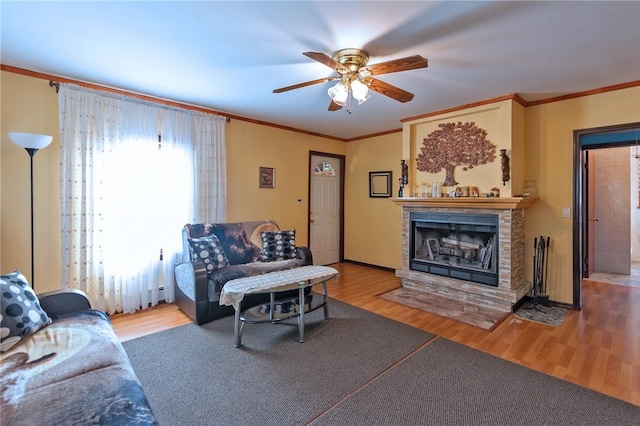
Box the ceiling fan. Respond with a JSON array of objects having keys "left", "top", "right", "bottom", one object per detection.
[{"left": 273, "top": 48, "right": 428, "bottom": 111}]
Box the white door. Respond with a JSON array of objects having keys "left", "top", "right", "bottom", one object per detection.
[{"left": 310, "top": 155, "right": 341, "bottom": 265}]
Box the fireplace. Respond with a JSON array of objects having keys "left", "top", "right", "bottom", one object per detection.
[
  {"left": 410, "top": 212, "right": 498, "bottom": 287},
  {"left": 393, "top": 197, "right": 537, "bottom": 313}
]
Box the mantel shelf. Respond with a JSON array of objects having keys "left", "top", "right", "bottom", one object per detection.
[{"left": 390, "top": 196, "right": 538, "bottom": 210}]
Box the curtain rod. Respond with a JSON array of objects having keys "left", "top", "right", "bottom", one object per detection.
[{"left": 49, "top": 80, "right": 231, "bottom": 123}]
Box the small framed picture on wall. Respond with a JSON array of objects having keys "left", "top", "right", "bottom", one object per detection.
[
  {"left": 259, "top": 167, "right": 275, "bottom": 188},
  {"left": 369, "top": 171, "right": 392, "bottom": 198}
]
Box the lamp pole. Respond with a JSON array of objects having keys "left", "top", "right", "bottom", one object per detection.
[
  {"left": 26, "top": 148, "right": 38, "bottom": 290},
  {"left": 8, "top": 132, "right": 53, "bottom": 291}
]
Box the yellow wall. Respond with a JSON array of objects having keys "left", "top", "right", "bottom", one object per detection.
[
  {"left": 402, "top": 100, "right": 517, "bottom": 197},
  {"left": 1, "top": 72, "right": 61, "bottom": 291},
  {"left": 511, "top": 101, "right": 526, "bottom": 195},
  {"left": 0, "top": 71, "right": 345, "bottom": 293},
  {"left": 523, "top": 86, "right": 640, "bottom": 304},
  {"left": 2, "top": 69, "right": 639, "bottom": 306},
  {"left": 225, "top": 120, "right": 346, "bottom": 245},
  {"left": 395, "top": 90, "right": 640, "bottom": 304},
  {"left": 344, "top": 132, "right": 403, "bottom": 269}
]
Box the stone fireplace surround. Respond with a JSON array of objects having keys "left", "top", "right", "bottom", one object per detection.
[{"left": 393, "top": 197, "right": 537, "bottom": 313}]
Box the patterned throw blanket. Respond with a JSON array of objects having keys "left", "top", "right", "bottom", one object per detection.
[{"left": 0, "top": 310, "right": 157, "bottom": 425}]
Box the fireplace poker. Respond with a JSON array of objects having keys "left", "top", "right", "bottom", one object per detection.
[
  {"left": 543, "top": 236, "right": 550, "bottom": 296},
  {"left": 529, "top": 237, "right": 540, "bottom": 310},
  {"left": 532, "top": 236, "right": 538, "bottom": 295}
]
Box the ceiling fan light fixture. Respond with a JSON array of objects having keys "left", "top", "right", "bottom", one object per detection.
[
  {"left": 275, "top": 49, "right": 427, "bottom": 111},
  {"left": 328, "top": 82, "right": 348, "bottom": 106},
  {"left": 351, "top": 79, "right": 370, "bottom": 104}
]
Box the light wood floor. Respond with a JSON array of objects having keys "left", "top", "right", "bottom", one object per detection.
[{"left": 110, "top": 262, "right": 640, "bottom": 407}]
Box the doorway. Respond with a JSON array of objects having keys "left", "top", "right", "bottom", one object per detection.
[
  {"left": 573, "top": 122, "right": 640, "bottom": 308},
  {"left": 308, "top": 152, "right": 345, "bottom": 265}
]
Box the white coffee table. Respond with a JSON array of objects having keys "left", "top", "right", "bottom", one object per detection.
[{"left": 220, "top": 265, "right": 339, "bottom": 347}]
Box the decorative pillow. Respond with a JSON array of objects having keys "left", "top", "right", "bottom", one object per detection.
[
  {"left": 188, "top": 234, "right": 230, "bottom": 273},
  {"left": 1, "top": 271, "right": 52, "bottom": 352},
  {"left": 260, "top": 229, "right": 297, "bottom": 262}
]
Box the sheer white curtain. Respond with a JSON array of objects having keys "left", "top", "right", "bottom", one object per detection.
[
  {"left": 193, "top": 114, "right": 226, "bottom": 222},
  {"left": 58, "top": 84, "right": 226, "bottom": 314}
]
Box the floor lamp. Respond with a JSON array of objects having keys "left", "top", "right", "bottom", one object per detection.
[{"left": 9, "top": 132, "right": 53, "bottom": 291}]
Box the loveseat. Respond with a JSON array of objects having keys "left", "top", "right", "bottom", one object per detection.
[
  {"left": 0, "top": 272, "right": 156, "bottom": 425},
  {"left": 174, "top": 220, "right": 313, "bottom": 325}
]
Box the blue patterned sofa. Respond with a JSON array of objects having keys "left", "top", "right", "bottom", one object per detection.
[
  {"left": 0, "top": 274, "right": 156, "bottom": 425},
  {"left": 174, "top": 220, "right": 313, "bottom": 325}
]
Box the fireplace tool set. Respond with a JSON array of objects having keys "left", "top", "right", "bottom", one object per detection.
[{"left": 529, "top": 235, "right": 551, "bottom": 309}]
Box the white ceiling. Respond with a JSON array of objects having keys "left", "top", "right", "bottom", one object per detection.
[{"left": 2, "top": 1, "right": 639, "bottom": 140}]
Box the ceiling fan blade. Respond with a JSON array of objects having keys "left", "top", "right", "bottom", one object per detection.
[
  {"left": 367, "top": 78, "right": 415, "bottom": 103},
  {"left": 273, "top": 77, "right": 336, "bottom": 93},
  {"left": 303, "top": 52, "right": 349, "bottom": 72},
  {"left": 366, "top": 55, "right": 428, "bottom": 76},
  {"left": 328, "top": 100, "right": 343, "bottom": 111}
]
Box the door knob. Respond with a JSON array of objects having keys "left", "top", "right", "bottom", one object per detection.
[
  {"left": 591, "top": 218, "right": 599, "bottom": 221},
  {"left": 310, "top": 219, "right": 315, "bottom": 223}
]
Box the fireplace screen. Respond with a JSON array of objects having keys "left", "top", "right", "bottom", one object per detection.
[{"left": 410, "top": 212, "right": 499, "bottom": 286}]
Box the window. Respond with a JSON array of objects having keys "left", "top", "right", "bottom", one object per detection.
[
  {"left": 102, "top": 137, "right": 193, "bottom": 276},
  {"left": 314, "top": 161, "right": 335, "bottom": 176}
]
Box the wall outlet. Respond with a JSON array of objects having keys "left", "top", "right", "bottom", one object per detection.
[{"left": 562, "top": 207, "right": 571, "bottom": 218}]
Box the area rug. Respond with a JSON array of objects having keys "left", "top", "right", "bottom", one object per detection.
[
  {"left": 378, "top": 286, "right": 508, "bottom": 330},
  {"left": 309, "top": 338, "right": 640, "bottom": 425},
  {"left": 514, "top": 301, "right": 569, "bottom": 326},
  {"left": 122, "top": 298, "right": 434, "bottom": 426},
  {"left": 123, "top": 298, "right": 639, "bottom": 426}
]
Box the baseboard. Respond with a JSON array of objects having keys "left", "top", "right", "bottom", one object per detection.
[{"left": 342, "top": 259, "right": 395, "bottom": 273}]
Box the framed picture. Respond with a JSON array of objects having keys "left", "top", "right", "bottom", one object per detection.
[
  {"left": 259, "top": 167, "right": 275, "bottom": 188},
  {"left": 369, "top": 171, "right": 392, "bottom": 198}
]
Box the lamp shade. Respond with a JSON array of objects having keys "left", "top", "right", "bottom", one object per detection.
[
  {"left": 9, "top": 132, "right": 53, "bottom": 150},
  {"left": 351, "top": 79, "right": 370, "bottom": 104},
  {"left": 328, "top": 82, "right": 349, "bottom": 106}
]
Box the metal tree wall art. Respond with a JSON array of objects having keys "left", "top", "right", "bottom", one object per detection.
[{"left": 416, "top": 121, "right": 497, "bottom": 187}]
